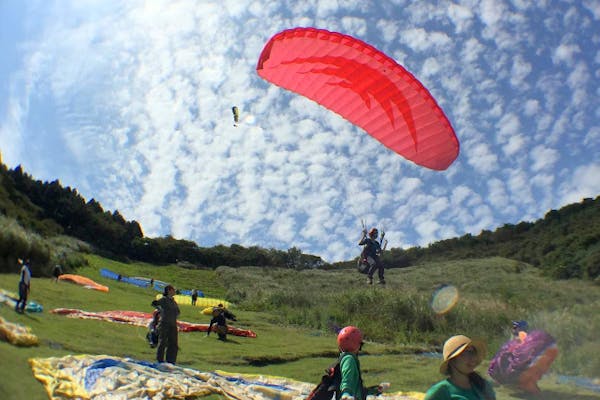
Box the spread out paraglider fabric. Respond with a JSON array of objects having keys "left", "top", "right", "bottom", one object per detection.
[
  {"left": 155, "top": 293, "right": 231, "bottom": 308},
  {"left": 58, "top": 274, "right": 109, "bottom": 292},
  {"left": 50, "top": 308, "right": 257, "bottom": 337},
  {"left": 100, "top": 268, "right": 201, "bottom": 296},
  {"left": 0, "top": 288, "right": 43, "bottom": 312},
  {"left": 30, "top": 354, "right": 425, "bottom": 400},
  {"left": 257, "top": 27, "right": 459, "bottom": 170},
  {"left": 0, "top": 315, "right": 39, "bottom": 346},
  {"left": 488, "top": 329, "right": 558, "bottom": 393}
]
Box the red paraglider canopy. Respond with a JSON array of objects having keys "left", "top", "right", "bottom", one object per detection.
[{"left": 256, "top": 27, "right": 459, "bottom": 170}]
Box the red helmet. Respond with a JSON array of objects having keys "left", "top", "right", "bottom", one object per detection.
[
  {"left": 337, "top": 326, "right": 363, "bottom": 352},
  {"left": 368, "top": 228, "right": 378, "bottom": 237}
]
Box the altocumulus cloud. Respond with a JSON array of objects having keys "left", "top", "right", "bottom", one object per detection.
[{"left": 0, "top": 0, "right": 599, "bottom": 262}]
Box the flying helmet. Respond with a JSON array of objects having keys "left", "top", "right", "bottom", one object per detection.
[{"left": 337, "top": 326, "right": 363, "bottom": 353}]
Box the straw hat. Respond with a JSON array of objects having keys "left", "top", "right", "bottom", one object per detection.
[{"left": 439, "top": 335, "right": 487, "bottom": 374}]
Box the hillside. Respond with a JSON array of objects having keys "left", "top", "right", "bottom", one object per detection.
[
  {"left": 1, "top": 254, "right": 599, "bottom": 399},
  {"left": 1, "top": 160, "right": 599, "bottom": 281}
]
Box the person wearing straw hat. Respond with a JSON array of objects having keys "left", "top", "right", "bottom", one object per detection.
[{"left": 425, "top": 335, "right": 496, "bottom": 400}]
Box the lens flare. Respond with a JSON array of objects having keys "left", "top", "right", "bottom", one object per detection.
[{"left": 431, "top": 284, "right": 459, "bottom": 315}]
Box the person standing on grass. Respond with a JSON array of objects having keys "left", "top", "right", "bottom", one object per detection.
[
  {"left": 336, "top": 326, "right": 385, "bottom": 400},
  {"left": 52, "top": 264, "right": 63, "bottom": 282},
  {"left": 425, "top": 335, "right": 496, "bottom": 400},
  {"left": 151, "top": 285, "right": 180, "bottom": 363},
  {"left": 191, "top": 288, "right": 198, "bottom": 306},
  {"left": 15, "top": 258, "right": 31, "bottom": 314},
  {"left": 358, "top": 227, "right": 385, "bottom": 285}
]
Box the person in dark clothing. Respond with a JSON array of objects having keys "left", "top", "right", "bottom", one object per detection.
[
  {"left": 15, "top": 258, "right": 31, "bottom": 314},
  {"left": 52, "top": 264, "right": 63, "bottom": 282},
  {"left": 146, "top": 308, "right": 160, "bottom": 348},
  {"left": 207, "top": 304, "right": 237, "bottom": 341},
  {"left": 151, "top": 285, "right": 180, "bottom": 363},
  {"left": 191, "top": 289, "right": 198, "bottom": 306},
  {"left": 358, "top": 228, "right": 385, "bottom": 285}
]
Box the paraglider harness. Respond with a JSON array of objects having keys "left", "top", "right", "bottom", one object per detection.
[
  {"left": 357, "top": 221, "right": 387, "bottom": 275},
  {"left": 306, "top": 354, "right": 367, "bottom": 400},
  {"left": 146, "top": 309, "right": 160, "bottom": 348}
]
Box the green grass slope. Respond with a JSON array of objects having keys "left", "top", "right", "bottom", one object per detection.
[{"left": 0, "top": 254, "right": 599, "bottom": 399}]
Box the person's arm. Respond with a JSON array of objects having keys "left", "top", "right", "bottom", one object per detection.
[
  {"left": 224, "top": 310, "right": 237, "bottom": 321},
  {"left": 339, "top": 355, "right": 360, "bottom": 400},
  {"left": 207, "top": 318, "right": 215, "bottom": 335},
  {"left": 358, "top": 228, "right": 368, "bottom": 245}
]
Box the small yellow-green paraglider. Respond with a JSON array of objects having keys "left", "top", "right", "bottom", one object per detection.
[{"left": 232, "top": 106, "right": 239, "bottom": 127}]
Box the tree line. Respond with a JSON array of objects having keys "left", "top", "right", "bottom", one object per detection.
[
  {"left": 0, "top": 162, "right": 325, "bottom": 273},
  {"left": 1, "top": 160, "right": 598, "bottom": 280},
  {"left": 333, "top": 197, "right": 600, "bottom": 280}
]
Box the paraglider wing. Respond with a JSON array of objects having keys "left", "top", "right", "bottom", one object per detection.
[
  {"left": 488, "top": 330, "right": 558, "bottom": 393},
  {"left": 232, "top": 106, "right": 240, "bottom": 126},
  {"left": 256, "top": 28, "right": 459, "bottom": 170}
]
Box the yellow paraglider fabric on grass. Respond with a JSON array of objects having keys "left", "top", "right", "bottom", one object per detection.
[
  {"left": 155, "top": 293, "right": 231, "bottom": 308},
  {"left": 30, "top": 355, "right": 424, "bottom": 399},
  {"left": 0, "top": 316, "right": 38, "bottom": 346}
]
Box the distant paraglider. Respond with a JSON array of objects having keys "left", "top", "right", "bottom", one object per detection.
[
  {"left": 232, "top": 106, "right": 240, "bottom": 127},
  {"left": 256, "top": 27, "right": 459, "bottom": 170}
]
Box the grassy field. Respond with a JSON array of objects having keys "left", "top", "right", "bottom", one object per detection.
[{"left": 1, "top": 254, "right": 599, "bottom": 399}]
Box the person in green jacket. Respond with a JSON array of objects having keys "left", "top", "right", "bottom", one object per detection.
[
  {"left": 337, "top": 326, "right": 383, "bottom": 400},
  {"left": 151, "top": 285, "right": 180, "bottom": 364},
  {"left": 425, "top": 335, "right": 496, "bottom": 400}
]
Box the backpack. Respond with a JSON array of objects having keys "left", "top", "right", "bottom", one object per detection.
[
  {"left": 306, "top": 355, "right": 365, "bottom": 400},
  {"left": 306, "top": 358, "right": 342, "bottom": 400},
  {"left": 357, "top": 247, "right": 371, "bottom": 275}
]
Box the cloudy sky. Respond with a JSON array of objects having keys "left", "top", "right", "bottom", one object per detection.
[{"left": 1, "top": 0, "right": 599, "bottom": 262}]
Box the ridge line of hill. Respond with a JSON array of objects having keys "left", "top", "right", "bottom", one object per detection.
[{"left": 1, "top": 160, "right": 598, "bottom": 280}]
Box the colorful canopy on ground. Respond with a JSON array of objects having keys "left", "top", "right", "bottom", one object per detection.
[
  {"left": 30, "top": 354, "right": 424, "bottom": 399},
  {"left": 0, "top": 315, "right": 38, "bottom": 346},
  {"left": 0, "top": 288, "right": 43, "bottom": 312},
  {"left": 155, "top": 294, "right": 231, "bottom": 309},
  {"left": 58, "top": 274, "right": 109, "bottom": 292},
  {"left": 100, "top": 268, "right": 201, "bottom": 296},
  {"left": 50, "top": 308, "right": 256, "bottom": 337},
  {"left": 488, "top": 330, "right": 559, "bottom": 394}
]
